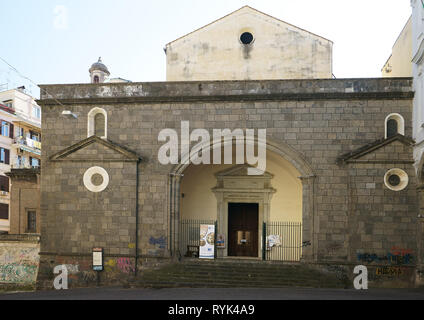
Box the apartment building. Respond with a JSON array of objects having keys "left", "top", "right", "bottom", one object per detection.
[{"left": 0, "top": 87, "right": 41, "bottom": 233}]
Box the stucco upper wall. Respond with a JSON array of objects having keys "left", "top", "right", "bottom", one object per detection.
[
  {"left": 382, "top": 17, "right": 412, "bottom": 78},
  {"left": 165, "top": 6, "right": 333, "bottom": 81},
  {"left": 38, "top": 78, "right": 413, "bottom": 104}
]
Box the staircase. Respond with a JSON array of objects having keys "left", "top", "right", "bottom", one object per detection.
[{"left": 136, "top": 259, "right": 350, "bottom": 289}]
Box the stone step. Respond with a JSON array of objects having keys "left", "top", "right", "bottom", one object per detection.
[
  {"left": 139, "top": 276, "right": 343, "bottom": 287},
  {"left": 138, "top": 278, "right": 345, "bottom": 289},
  {"left": 145, "top": 263, "right": 326, "bottom": 277},
  {"left": 141, "top": 274, "right": 339, "bottom": 282},
  {"left": 137, "top": 260, "right": 348, "bottom": 289},
  {"left": 141, "top": 269, "right": 335, "bottom": 280},
  {"left": 179, "top": 266, "right": 321, "bottom": 275}
]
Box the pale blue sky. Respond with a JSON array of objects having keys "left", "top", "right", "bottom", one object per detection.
[{"left": 0, "top": 0, "right": 412, "bottom": 98}]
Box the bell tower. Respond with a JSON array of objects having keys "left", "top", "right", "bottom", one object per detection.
[{"left": 89, "top": 57, "right": 110, "bottom": 83}]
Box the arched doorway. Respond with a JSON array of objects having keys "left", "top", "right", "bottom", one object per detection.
[{"left": 168, "top": 138, "right": 315, "bottom": 262}]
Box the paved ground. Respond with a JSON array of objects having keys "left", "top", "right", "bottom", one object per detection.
[{"left": 1, "top": 286, "right": 424, "bottom": 300}]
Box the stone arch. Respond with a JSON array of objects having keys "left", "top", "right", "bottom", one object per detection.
[
  {"left": 168, "top": 137, "right": 316, "bottom": 262},
  {"left": 385, "top": 113, "right": 405, "bottom": 138},
  {"left": 88, "top": 107, "right": 107, "bottom": 139},
  {"left": 172, "top": 135, "right": 314, "bottom": 178}
]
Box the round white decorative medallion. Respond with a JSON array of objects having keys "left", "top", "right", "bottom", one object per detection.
[
  {"left": 384, "top": 168, "right": 408, "bottom": 191},
  {"left": 83, "top": 166, "right": 109, "bottom": 193}
]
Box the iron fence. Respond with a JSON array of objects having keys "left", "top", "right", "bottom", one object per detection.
[
  {"left": 178, "top": 219, "right": 301, "bottom": 261},
  {"left": 263, "top": 221, "right": 302, "bottom": 262},
  {"left": 179, "top": 219, "right": 216, "bottom": 258}
]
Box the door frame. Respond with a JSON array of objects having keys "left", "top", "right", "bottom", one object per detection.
[
  {"left": 218, "top": 196, "right": 268, "bottom": 259},
  {"left": 212, "top": 165, "right": 276, "bottom": 259},
  {"left": 227, "top": 202, "right": 259, "bottom": 257}
]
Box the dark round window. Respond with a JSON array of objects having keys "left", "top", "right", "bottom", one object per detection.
[
  {"left": 388, "top": 174, "right": 401, "bottom": 187},
  {"left": 240, "top": 32, "right": 254, "bottom": 45},
  {"left": 91, "top": 173, "right": 104, "bottom": 187}
]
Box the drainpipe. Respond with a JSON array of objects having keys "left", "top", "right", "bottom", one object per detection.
[
  {"left": 134, "top": 161, "right": 140, "bottom": 278},
  {"left": 169, "top": 174, "right": 174, "bottom": 257},
  {"left": 18, "top": 188, "right": 21, "bottom": 234},
  {"left": 169, "top": 173, "right": 183, "bottom": 259},
  {"left": 175, "top": 176, "right": 181, "bottom": 259}
]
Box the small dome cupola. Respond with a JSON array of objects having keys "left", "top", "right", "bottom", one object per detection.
[{"left": 89, "top": 57, "right": 110, "bottom": 83}]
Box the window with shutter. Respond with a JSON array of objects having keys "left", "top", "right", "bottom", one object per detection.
[
  {"left": 27, "top": 211, "right": 36, "bottom": 233},
  {"left": 0, "top": 176, "right": 9, "bottom": 192},
  {"left": 9, "top": 123, "right": 14, "bottom": 139},
  {"left": 0, "top": 203, "right": 8, "bottom": 220},
  {"left": 5, "top": 149, "right": 10, "bottom": 165},
  {"left": 1, "top": 121, "right": 9, "bottom": 137},
  {"left": 30, "top": 157, "right": 40, "bottom": 168}
]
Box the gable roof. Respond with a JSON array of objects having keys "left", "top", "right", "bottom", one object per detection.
[
  {"left": 49, "top": 135, "right": 141, "bottom": 162},
  {"left": 165, "top": 5, "right": 332, "bottom": 47},
  {"left": 337, "top": 134, "right": 415, "bottom": 164}
]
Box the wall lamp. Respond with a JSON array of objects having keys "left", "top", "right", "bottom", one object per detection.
[{"left": 62, "top": 110, "right": 78, "bottom": 118}]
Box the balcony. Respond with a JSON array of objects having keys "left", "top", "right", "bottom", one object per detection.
[
  {"left": 0, "top": 191, "right": 9, "bottom": 200},
  {"left": 12, "top": 137, "right": 41, "bottom": 156},
  {"left": 12, "top": 164, "right": 40, "bottom": 169}
]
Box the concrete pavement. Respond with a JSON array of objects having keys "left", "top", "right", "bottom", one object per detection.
[{"left": 1, "top": 286, "right": 424, "bottom": 300}]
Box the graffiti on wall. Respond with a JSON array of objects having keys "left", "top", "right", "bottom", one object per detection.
[
  {"left": 103, "top": 257, "right": 137, "bottom": 274},
  {"left": 0, "top": 263, "right": 38, "bottom": 283},
  {"left": 326, "top": 265, "right": 348, "bottom": 282},
  {"left": 356, "top": 247, "right": 414, "bottom": 265},
  {"left": 58, "top": 257, "right": 136, "bottom": 286},
  {"left": 302, "top": 241, "right": 311, "bottom": 248},
  {"left": 0, "top": 244, "right": 40, "bottom": 284},
  {"left": 375, "top": 266, "right": 405, "bottom": 277},
  {"left": 149, "top": 236, "right": 166, "bottom": 249},
  {"left": 116, "top": 258, "right": 135, "bottom": 274}
]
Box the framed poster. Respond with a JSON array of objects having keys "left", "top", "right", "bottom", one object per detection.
[
  {"left": 199, "top": 224, "right": 215, "bottom": 259},
  {"left": 92, "top": 247, "right": 103, "bottom": 271},
  {"left": 216, "top": 234, "right": 225, "bottom": 249}
]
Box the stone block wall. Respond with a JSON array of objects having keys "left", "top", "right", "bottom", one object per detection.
[{"left": 37, "top": 78, "right": 419, "bottom": 287}]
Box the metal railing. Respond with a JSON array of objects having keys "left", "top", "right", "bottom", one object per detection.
[
  {"left": 178, "top": 219, "right": 302, "bottom": 261},
  {"left": 13, "top": 137, "right": 41, "bottom": 150},
  {"left": 179, "top": 219, "right": 216, "bottom": 258},
  {"left": 12, "top": 164, "right": 40, "bottom": 169},
  {"left": 263, "top": 221, "right": 302, "bottom": 262}
]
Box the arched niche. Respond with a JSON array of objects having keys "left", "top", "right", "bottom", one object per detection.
[{"left": 88, "top": 107, "right": 107, "bottom": 139}]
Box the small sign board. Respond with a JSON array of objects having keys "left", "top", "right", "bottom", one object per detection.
[
  {"left": 199, "top": 224, "right": 215, "bottom": 259},
  {"left": 92, "top": 248, "right": 103, "bottom": 271},
  {"left": 266, "top": 235, "right": 282, "bottom": 250},
  {"left": 216, "top": 234, "right": 225, "bottom": 249}
]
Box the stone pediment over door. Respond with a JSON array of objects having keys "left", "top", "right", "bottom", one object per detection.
[
  {"left": 213, "top": 164, "right": 275, "bottom": 193},
  {"left": 49, "top": 135, "right": 141, "bottom": 163}
]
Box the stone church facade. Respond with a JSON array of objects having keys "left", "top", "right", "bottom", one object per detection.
[{"left": 35, "top": 7, "right": 423, "bottom": 288}]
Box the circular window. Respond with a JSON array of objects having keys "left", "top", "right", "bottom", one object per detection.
[
  {"left": 384, "top": 169, "right": 408, "bottom": 191},
  {"left": 240, "top": 32, "right": 254, "bottom": 45},
  {"left": 91, "top": 173, "right": 104, "bottom": 186},
  {"left": 83, "top": 166, "right": 109, "bottom": 193},
  {"left": 388, "top": 174, "right": 400, "bottom": 187}
]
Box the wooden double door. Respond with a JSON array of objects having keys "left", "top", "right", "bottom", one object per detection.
[{"left": 228, "top": 203, "right": 259, "bottom": 257}]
